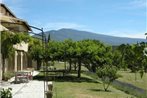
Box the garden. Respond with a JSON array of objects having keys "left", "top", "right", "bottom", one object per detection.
[{"left": 1, "top": 31, "right": 147, "bottom": 98}]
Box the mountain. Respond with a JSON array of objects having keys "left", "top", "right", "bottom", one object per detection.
[{"left": 35, "top": 28, "right": 147, "bottom": 45}]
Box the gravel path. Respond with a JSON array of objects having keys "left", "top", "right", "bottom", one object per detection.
[
  {"left": 1, "top": 71, "right": 44, "bottom": 98},
  {"left": 1, "top": 80, "right": 44, "bottom": 98}
]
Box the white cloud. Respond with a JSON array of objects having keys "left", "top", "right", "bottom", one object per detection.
[
  {"left": 130, "top": 0, "right": 147, "bottom": 8},
  {"left": 29, "top": 22, "right": 90, "bottom": 33},
  {"left": 120, "top": 33, "right": 145, "bottom": 39},
  {"left": 120, "top": 0, "right": 146, "bottom": 10},
  {"left": 0, "top": 0, "right": 2, "bottom": 3},
  {"left": 42, "top": 22, "right": 88, "bottom": 31},
  {"left": 41, "top": 23, "right": 146, "bottom": 39},
  {"left": 102, "top": 30, "right": 146, "bottom": 39}
]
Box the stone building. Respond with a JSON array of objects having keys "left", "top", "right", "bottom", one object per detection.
[{"left": 0, "top": 3, "right": 33, "bottom": 80}]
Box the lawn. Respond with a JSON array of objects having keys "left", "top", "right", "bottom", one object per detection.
[
  {"left": 118, "top": 71, "right": 147, "bottom": 90},
  {"left": 52, "top": 74, "right": 135, "bottom": 98},
  {"left": 36, "top": 62, "right": 138, "bottom": 98}
]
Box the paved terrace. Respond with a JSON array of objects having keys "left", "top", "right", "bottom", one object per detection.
[{"left": 1, "top": 71, "right": 44, "bottom": 98}]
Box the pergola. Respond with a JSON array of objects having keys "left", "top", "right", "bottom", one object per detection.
[{"left": 29, "top": 25, "right": 48, "bottom": 98}]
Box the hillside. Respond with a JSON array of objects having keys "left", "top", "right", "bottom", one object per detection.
[{"left": 34, "top": 28, "right": 146, "bottom": 45}]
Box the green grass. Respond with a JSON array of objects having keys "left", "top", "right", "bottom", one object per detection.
[
  {"left": 37, "top": 62, "right": 139, "bottom": 98},
  {"left": 83, "top": 70, "right": 147, "bottom": 98},
  {"left": 34, "top": 72, "right": 135, "bottom": 98},
  {"left": 52, "top": 74, "right": 135, "bottom": 98},
  {"left": 54, "top": 62, "right": 65, "bottom": 70},
  {"left": 54, "top": 61, "right": 88, "bottom": 71},
  {"left": 118, "top": 71, "right": 147, "bottom": 90}
]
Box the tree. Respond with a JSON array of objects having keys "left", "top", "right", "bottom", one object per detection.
[
  {"left": 112, "top": 50, "right": 122, "bottom": 69},
  {"left": 119, "top": 42, "right": 147, "bottom": 79},
  {"left": 87, "top": 40, "right": 113, "bottom": 73},
  {"left": 117, "top": 44, "right": 128, "bottom": 70},
  {"left": 44, "top": 41, "right": 62, "bottom": 64},
  {"left": 29, "top": 38, "right": 44, "bottom": 70},
  {"left": 74, "top": 41, "right": 83, "bottom": 78},
  {"left": 74, "top": 39, "right": 107, "bottom": 77},
  {"left": 71, "top": 40, "right": 91, "bottom": 78},
  {"left": 63, "top": 39, "right": 76, "bottom": 71},
  {"left": 96, "top": 65, "right": 120, "bottom": 91}
]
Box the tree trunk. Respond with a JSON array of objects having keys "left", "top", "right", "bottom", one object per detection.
[
  {"left": 77, "top": 58, "right": 81, "bottom": 78},
  {"left": 135, "top": 72, "right": 137, "bottom": 81},
  {"left": 37, "top": 60, "right": 41, "bottom": 70},
  {"left": 74, "top": 62, "right": 77, "bottom": 71},
  {"left": 64, "top": 61, "right": 66, "bottom": 70},
  {"left": 91, "top": 65, "right": 96, "bottom": 73},
  {"left": 69, "top": 59, "right": 72, "bottom": 71},
  {"left": 104, "top": 82, "right": 111, "bottom": 91}
]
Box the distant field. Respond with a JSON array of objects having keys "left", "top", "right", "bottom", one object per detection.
[
  {"left": 118, "top": 71, "right": 147, "bottom": 90},
  {"left": 54, "top": 61, "right": 88, "bottom": 71}
]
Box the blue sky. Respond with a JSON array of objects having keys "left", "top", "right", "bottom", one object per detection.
[{"left": 1, "top": 0, "right": 147, "bottom": 38}]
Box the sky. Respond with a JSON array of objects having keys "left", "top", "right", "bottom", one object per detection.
[{"left": 1, "top": 0, "right": 147, "bottom": 38}]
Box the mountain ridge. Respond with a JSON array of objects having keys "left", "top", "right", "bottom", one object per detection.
[{"left": 35, "top": 28, "right": 146, "bottom": 45}]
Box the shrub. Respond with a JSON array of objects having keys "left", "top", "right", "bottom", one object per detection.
[
  {"left": 96, "top": 65, "right": 120, "bottom": 91},
  {"left": 3, "top": 72, "right": 14, "bottom": 81},
  {"left": 0, "top": 88, "right": 12, "bottom": 98}
]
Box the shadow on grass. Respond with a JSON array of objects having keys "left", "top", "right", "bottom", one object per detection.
[
  {"left": 33, "top": 75, "right": 100, "bottom": 83},
  {"left": 88, "top": 88, "right": 111, "bottom": 92}
]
